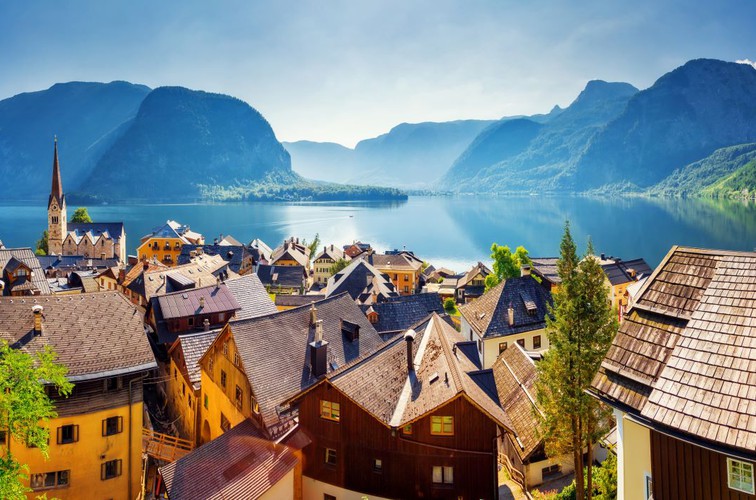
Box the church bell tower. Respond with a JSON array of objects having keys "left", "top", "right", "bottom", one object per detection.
[{"left": 48, "top": 137, "right": 67, "bottom": 256}]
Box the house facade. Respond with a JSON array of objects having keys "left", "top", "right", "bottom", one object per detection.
[
  {"left": 590, "top": 246, "right": 756, "bottom": 500},
  {"left": 137, "top": 220, "right": 204, "bottom": 266},
  {"left": 313, "top": 244, "right": 347, "bottom": 286},
  {"left": 0, "top": 293, "right": 156, "bottom": 500}
]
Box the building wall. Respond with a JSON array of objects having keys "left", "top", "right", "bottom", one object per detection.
[
  {"left": 459, "top": 315, "right": 547, "bottom": 369},
  {"left": 650, "top": 429, "right": 755, "bottom": 500},
  {"left": 376, "top": 268, "right": 419, "bottom": 295},
  {"left": 313, "top": 257, "right": 335, "bottom": 284},
  {"left": 166, "top": 353, "right": 199, "bottom": 444},
  {"left": 99, "top": 274, "right": 119, "bottom": 291},
  {"left": 8, "top": 387, "right": 143, "bottom": 500},
  {"left": 298, "top": 382, "right": 500, "bottom": 499},
  {"left": 137, "top": 238, "right": 184, "bottom": 266},
  {"left": 525, "top": 454, "right": 575, "bottom": 489},
  {"left": 261, "top": 468, "right": 297, "bottom": 500},
  {"left": 621, "top": 416, "right": 652, "bottom": 500},
  {"left": 302, "top": 476, "right": 392, "bottom": 500},
  {"left": 48, "top": 200, "right": 66, "bottom": 256}
]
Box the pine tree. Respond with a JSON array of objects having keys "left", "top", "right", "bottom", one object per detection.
[{"left": 536, "top": 222, "right": 618, "bottom": 500}]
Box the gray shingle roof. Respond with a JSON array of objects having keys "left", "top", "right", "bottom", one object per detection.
[
  {"left": 177, "top": 244, "right": 250, "bottom": 274},
  {"left": 157, "top": 285, "right": 241, "bottom": 320},
  {"left": 601, "top": 257, "right": 653, "bottom": 286},
  {"left": 359, "top": 292, "right": 444, "bottom": 333},
  {"left": 0, "top": 248, "right": 52, "bottom": 295},
  {"left": 254, "top": 264, "right": 305, "bottom": 289},
  {"left": 159, "top": 418, "right": 298, "bottom": 500},
  {"left": 325, "top": 259, "right": 398, "bottom": 303},
  {"left": 67, "top": 222, "right": 125, "bottom": 242},
  {"left": 0, "top": 292, "right": 155, "bottom": 380},
  {"left": 142, "top": 254, "right": 236, "bottom": 299},
  {"left": 174, "top": 330, "right": 219, "bottom": 390},
  {"left": 223, "top": 274, "right": 278, "bottom": 320}
]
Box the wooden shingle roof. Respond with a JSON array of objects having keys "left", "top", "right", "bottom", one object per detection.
[{"left": 591, "top": 246, "right": 756, "bottom": 455}]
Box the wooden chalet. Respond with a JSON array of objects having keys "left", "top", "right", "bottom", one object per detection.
[{"left": 590, "top": 246, "right": 756, "bottom": 500}]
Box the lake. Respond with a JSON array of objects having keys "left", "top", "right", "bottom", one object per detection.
[{"left": 1, "top": 196, "right": 756, "bottom": 271}]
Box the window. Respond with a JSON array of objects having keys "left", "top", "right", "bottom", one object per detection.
[
  {"left": 498, "top": 342, "right": 507, "bottom": 354},
  {"left": 432, "top": 466, "right": 453, "bottom": 484},
  {"left": 645, "top": 472, "right": 653, "bottom": 500},
  {"left": 220, "top": 370, "right": 227, "bottom": 389},
  {"left": 104, "top": 377, "right": 120, "bottom": 392},
  {"left": 187, "top": 317, "right": 194, "bottom": 327},
  {"left": 101, "top": 459, "right": 122, "bottom": 480},
  {"left": 102, "top": 417, "right": 123, "bottom": 436},
  {"left": 208, "top": 357, "right": 214, "bottom": 378},
  {"left": 174, "top": 367, "right": 177, "bottom": 380},
  {"left": 727, "top": 458, "right": 754, "bottom": 494},
  {"left": 235, "top": 385, "right": 243, "bottom": 409},
  {"left": 320, "top": 400, "right": 340, "bottom": 422},
  {"left": 404, "top": 286, "right": 409, "bottom": 293},
  {"left": 220, "top": 413, "right": 231, "bottom": 432},
  {"left": 404, "top": 274, "right": 409, "bottom": 281},
  {"left": 374, "top": 458, "right": 383, "bottom": 472},
  {"left": 182, "top": 383, "right": 186, "bottom": 396},
  {"left": 56, "top": 424, "right": 78, "bottom": 445},
  {"left": 251, "top": 397, "right": 259, "bottom": 414},
  {"left": 325, "top": 447, "right": 337, "bottom": 465},
  {"left": 402, "top": 424, "right": 413, "bottom": 435},
  {"left": 477, "top": 340, "right": 482, "bottom": 353},
  {"left": 204, "top": 394, "right": 209, "bottom": 409},
  {"left": 324, "top": 495, "right": 336, "bottom": 500},
  {"left": 30, "top": 470, "right": 69, "bottom": 490},
  {"left": 430, "top": 416, "right": 454, "bottom": 436},
  {"left": 233, "top": 352, "right": 240, "bottom": 366},
  {"left": 533, "top": 335, "right": 542, "bottom": 349},
  {"left": 222, "top": 341, "right": 229, "bottom": 356},
  {"left": 517, "top": 339, "right": 525, "bottom": 348}
]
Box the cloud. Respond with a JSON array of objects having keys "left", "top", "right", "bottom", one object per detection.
[{"left": 736, "top": 59, "right": 756, "bottom": 69}]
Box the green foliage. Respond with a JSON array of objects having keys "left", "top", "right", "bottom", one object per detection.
[
  {"left": 443, "top": 297, "right": 457, "bottom": 313},
  {"left": 485, "top": 243, "right": 532, "bottom": 290},
  {"left": 701, "top": 158, "right": 756, "bottom": 199},
  {"left": 0, "top": 342, "right": 73, "bottom": 499},
  {"left": 329, "top": 258, "right": 350, "bottom": 276},
  {"left": 35, "top": 230, "right": 48, "bottom": 256},
  {"left": 547, "top": 454, "right": 617, "bottom": 500},
  {"left": 535, "top": 221, "right": 618, "bottom": 500},
  {"left": 302, "top": 234, "right": 321, "bottom": 262},
  {"left": 69, "top": 207, "right": 93, "bottom": 223}
]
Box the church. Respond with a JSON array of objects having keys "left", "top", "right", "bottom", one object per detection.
[{"left": 47, "top": 138, "right": 127, "bottom": 264}]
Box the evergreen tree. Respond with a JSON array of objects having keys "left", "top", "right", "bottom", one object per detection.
[
  {"left": 536, "top": 222, "right": 617, "bottom": 500},
  {"left": 0, "top": 342, "right": 73, "bottom": 499},
  {"left": 35, "top": 230, "right": 48, "bottom": 256}
]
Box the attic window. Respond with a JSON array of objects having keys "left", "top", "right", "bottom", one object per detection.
[
  {"left": 520, "top": 291, "right": 537, "bottom": 316},
  {"left": 341, "top": 320, "right": 360, "bottom": 341}
]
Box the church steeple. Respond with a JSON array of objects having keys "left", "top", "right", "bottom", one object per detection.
[
  {"left": 47, "top": 136, "right": 67, "bottom": 256},
  {"left": 49, "top": 136, "right": 64, "bottom": 209}
]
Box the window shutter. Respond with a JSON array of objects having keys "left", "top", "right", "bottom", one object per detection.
[
  {"left": 56, "top": 426, "right": 62, "bottom": 445},
  {"left": 101, "top": 462, "right": 106, "bottom": 480},
  {"left": 73, "top": 425, "right": 79, "bottom": 443},
  {"left": 102, "top": 419, "right": 107, "bottom": 436},
  {"left": 118, "top": 416, "right": 123, "bottom": 434},
  {"left": 117, "top": 459, "right": 122, "bottom": 477}
]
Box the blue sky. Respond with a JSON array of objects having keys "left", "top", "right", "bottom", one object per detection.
[{"left": 1, "top": 1, "right": 754, "bottom": 147}]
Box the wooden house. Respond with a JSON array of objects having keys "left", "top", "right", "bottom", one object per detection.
[
  {"left": 590, "top": 246, "right": 756, "bottom": 500},
  {"left": 455, "top": 261, "right": 492, "bottom": 303}
]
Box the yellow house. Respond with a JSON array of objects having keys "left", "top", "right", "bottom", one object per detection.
[
  {"left": 137, "top": 220, "right": 204, "bottom": 266},
  {"left": 459, "top": 275, "right": 552, "bottom": 369},
  {"left": 367, "top": 252, "right": 422, "bottom": 295},
  {"left": 270, "top": 237, "right": 311, "bottom": 270},
  {"left": 312, "top": 244, "right": 347, "bottom": 286},
  {"left": 0, "top": 292, "right": 156, "bottom": 500},
  {"left": 597, "top": 255, "right": 652, "bottom": 319}
]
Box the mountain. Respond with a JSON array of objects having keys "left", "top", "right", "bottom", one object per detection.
[
  {"left": 286, "top": 119, "right": 496, "bottom": 188},
  {"left": 572, "top": 59, "right": 756, "bottom": 191},
  {"left": 700, "top": 156, "right": 756, "bottom": 198},
  {"left": 79, "top": 86, "right": 296, "bottom": 201},
  {"left": 0, "top": 81, "right": 151, "bottom": 200},
  {"left": 648, "top": 143, "right": 756, "bottom": 197},
  {"left": 439, "top": 80, "right": 638, "bottom": 191}
]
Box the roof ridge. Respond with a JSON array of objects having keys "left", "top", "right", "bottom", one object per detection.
[{"left": 390, "top": 317, "right": 435, "bottom": 427}]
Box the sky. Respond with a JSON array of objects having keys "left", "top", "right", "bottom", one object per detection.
[{"left": 1, "top": 1, "right": 754, "bottom": 147}]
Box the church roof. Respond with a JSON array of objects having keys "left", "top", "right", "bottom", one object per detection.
[{"left": 48, "top": 138, "right": 64, "bottom": 209}]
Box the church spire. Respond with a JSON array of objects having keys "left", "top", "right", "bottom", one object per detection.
[{"left": 49, "top": 136, "right": 64, "bottom": 206}]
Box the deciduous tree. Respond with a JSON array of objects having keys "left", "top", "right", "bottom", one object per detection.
[
  {"left": 329, "top": 258, "right": 350, "bottom": 276},
  {"left": 485, "top": 243, "right": 532, "bottom": 290},
  {"left": 35, "top": 230, "right": 48, "bottom": 256},
  {"left": 0, "top": 342, "right": 73, "bottom": 499},
  {"left": 535, "top": 222, "right": 617, "bottom": 500},
  {"left": 70, "top": 207, "right": 92, "bottom": 223}
]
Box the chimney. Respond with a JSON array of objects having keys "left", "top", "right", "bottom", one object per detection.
[
  {"left": 199, "top": 296, "right": 205, "bottom": 309},
  {"left": 309, "top": 320, "right": 328, "bottom": 377},
  {"left": 600, "top": 253, "right": 606, "bottom": 261},
  {"left": 404, "top": 329, "right": 416, "bottom": 374},
  {"left": 628, "top": 268, "right": 637, "bottom": 279},
  {"left": 203, "top": 318, "right": 210, "bottom": 331},
  {"left": 143, "top": 261, "right": 150, "bottom": 271},
  {"left": 508, "top": 303, "right": 514, "bottom": 327},
  {"left": 521, "top": 265, "right": 531, "bottom": 277},
  {"left": 32, "top": 305, "right": 44, "bottom": 335},
  {"left": 309, "top": 303, "right": 318, "bottom": 327}
]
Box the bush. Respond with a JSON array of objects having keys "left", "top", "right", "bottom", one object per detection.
[{"left": 443, "top": 297, "right": 456, "bottom": 313}]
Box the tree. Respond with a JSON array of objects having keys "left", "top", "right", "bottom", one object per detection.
[
  {"left": 443, "top": 297, "right": 457, "bottom": 314},
  {"left": 485, "top": 243, "right": 532, "bottom": 290},
  {"left": 329, "top": 258, "right": 350, "bottom": 276},
  {"left": 302, "top": 233, "right": 321, "bottom": 262},
  {"left": 0, "top": 341, "right": 73, "bottom": 499},
  {"left": 535, "top": 222, "right": 618, "bottom": 500},
  {"left": 70, "top": 207, "right": 92, "bottom": 223},
  {"left": 35, "top": 230, "right": 48, "bottom": 256}
]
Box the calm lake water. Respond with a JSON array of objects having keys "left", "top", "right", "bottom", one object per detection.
[{"left": 1, "top": 196, "right": 755, "bottom": 271}]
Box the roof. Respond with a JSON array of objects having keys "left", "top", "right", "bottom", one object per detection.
[
  {"left": 591, "top": 246, "right": 756, "bottom": 456},
  {"left": 325, "top": 259, "right": 398, "bottom": 304},
  {"left": 223, "top": 274, "right": 278, "bottom": 320},
  {"left": 38, "top": 255, "right": 120, "bottom": 271},
  {"left": 314, "top": 244, "right": 345, "bottom": 262},
  {"left": 460, "top": 276, "right": 552, "bottom": 338},
  {"left": 67, "top": 222, "right": 125, "bottom": 242},
  {"left": 157, "top": 284, "right": 241, "bottom": 320},
  {"left": 255, "top": 264, "right": 305, "bottom": 289},
  {"left": 359, "top": 292, "right": 445, "bottom": 333},
  {"left": 141, "top": 220, "right": 202, "bottom": 244},
  {"left": 325, "top": 314, "right": 513, "bottom": 430},
  {"left": 271, "top": 238, "right": 310, "bottom": 267},
  {"left": 49, "top": 139, "right": 64, "bottom": 208},
  {"left": 218, "top": 235, "right": 243, "bottom": 246},
  {"left": 159, "top": 418, "right": 298, "bottom": 500},
  {"left": 141, "top": 254, "right": 236, "bottom": 300},
  {"left": 248, "top": 239, "right": 272, "bottom": 260},
  {"left": 600, "top": 257, "right": 653, "bottom": 286},
  {"left": 365, "top": 252, "right": 422, "bottom": 272},
  {"left": 0, "top": 248, "right": 52, "bottom": 295},
  {"left": 491, "top": 343, "right": 542, "bottom": 461},
  {"left": 225, "top": 293, "right": 383, "bottom": 429},
  {"left": 457, "top": 262, "right": 492, "bottom": 288},
  {"left": 275, "top": 294, "right": 323, "bottom": 308},
  {"left": 174, "top": 330, "right": 218, "bottom": 390},
  {"left": 531, "top": 257, "right": 560, "bottom": 285},
  {"left": 0, "top": 292, "right": 155, "bottom": 381},
  {"left": 177, "top": 244, "right": 251, "bottom": 274}
]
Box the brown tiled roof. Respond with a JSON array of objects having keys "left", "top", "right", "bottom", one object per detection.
[
  {"left": 531, "top": 257, "right": 560, "bottom": 285},
  {"left": 591, "top": 246, "right": 756, "bottom": 454},
  {"left": 174, "top": 330, "right": 219, "bottom": 390},
  {"left": 223, "top": 274, "right": 278, "bottom": 320},
  {"left": 492, "top": 344, "right": 542, "bottom": 461},
  {"left": 367, "top": 253, "right": 422, "bottom": 272},
  {"left": 0, "top": 292, "right": 155, "bottom": 380},
  {"left": 142, "top": 254, "right": 237, "bottom": 299},
  {"left": 0, "top": 248, "right": 52, "bottom": 295},
  {"left": 224, "top": 293, "right": 383, "bottom": 429},
  {"left": 326, "top": 314, "right": 513, "bottom": 431},
  {"left": 157, "top": 284, "right": 241, "bottom": 320},
  {"left": 159, "top": 418, "right": 298, "bottom": 500},
  {"left": 122, "top": 260, "right": 168, "bottom": 287},
  {"left": 457, "top": 262, "right": 491, "bottom": 288}
]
